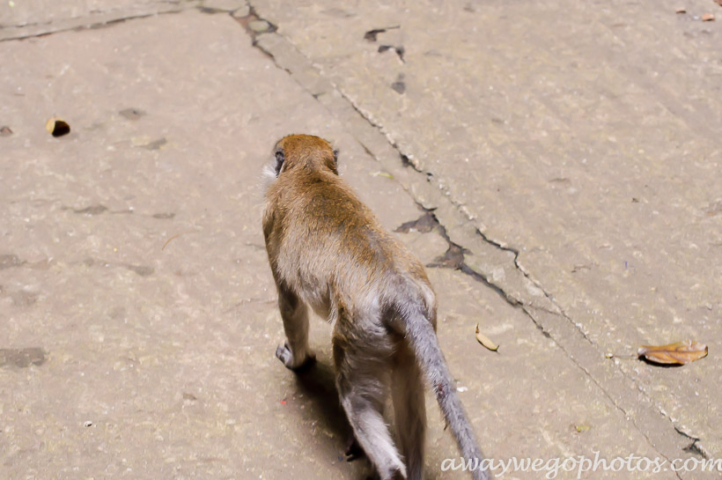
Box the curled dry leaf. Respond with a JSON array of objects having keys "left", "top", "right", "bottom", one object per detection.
[
  {"left": 475, "top": 324, "right": 499, "bottom": 352},
  {"left": 637, "top": 340, "right": 708, "bottom": 365},
  {"left": 702, "top": 13, "right": 715, "bottom": 21},
  {"left": 675, "top": 6, "right": 686, "bottom": 14},
  {"left": 45, "top": 117, "right": 71, "bottom": 137}
]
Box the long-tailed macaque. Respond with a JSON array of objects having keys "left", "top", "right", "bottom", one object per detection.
[{"left": 263, "top": 134, "right": 491, "bottom": 480}]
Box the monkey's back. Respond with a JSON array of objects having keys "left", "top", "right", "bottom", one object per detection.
[{"left": 264, "top": 169, "right": 433, "bottom": 323}]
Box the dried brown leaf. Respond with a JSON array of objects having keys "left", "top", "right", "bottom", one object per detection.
[
  {"left": 475, "top": 324, "right": 499, "bottom": 352},
  {"left": 702, "top": 13, "right": 715, "bottom": 21},
  {"left": 637, "top": 340, "right": 708, "bottom": 365}
]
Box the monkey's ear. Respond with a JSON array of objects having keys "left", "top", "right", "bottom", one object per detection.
[{"left": 274, "top": 149, "right": 285, "bottom": 176}]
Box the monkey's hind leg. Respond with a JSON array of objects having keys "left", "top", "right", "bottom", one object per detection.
[
  {"left": 275, "top": 287, "right": 316, "bottom": 370},
  {"left": 335, "top": 347, "right": 406, "bottom": 480},
  {"left": 392, "top": 346, "right": 427, "bottom": 480}
]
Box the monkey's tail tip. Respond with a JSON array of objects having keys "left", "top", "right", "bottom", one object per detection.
[{"left": 403, "top": 308, "right": 493, "bottom": 480}]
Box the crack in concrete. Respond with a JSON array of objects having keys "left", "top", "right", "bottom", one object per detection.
[
  {"left": 541, "top": 322, "right": 685, "bottom": 480},
  {"left": 1, "top": 0, "right": 714, "bottom": 472},
  {"left": 232, "top": 3, "right": 278, "bottom": 45},
  {"left": 242, "top": 23, "right": 711, "bottom": 469},
  {"left": 322, "top": 77, "right": 604, "bottom": 346},
  {"left": 16, "top": 0, "right": 703, "bottom": 463},
  {"left": 398, "top": 205, "right": 709, "bottom": 468},
  {"left": 332, "top": 89, "right": 428, "bottom": 175},
  {"left": 416, "top": 156, "right": 707, "bottom": 472},
  {"left": 676, "top": 426, "right": 708, "bottom": 459},
  {"left": 400, "top": 208, "right": 526, "bottom": 310},
  {"left": 394, "top": 210, "right": 688, "bottom": 474},
  {"left": 22, "top": 0, "right": 702, "bottom": 465},
  {"left": 356, "top": 111, "right": 600, "bottom": 346},
  {"left": 0, "top": 3, "right": 196, "bottom": 42}
]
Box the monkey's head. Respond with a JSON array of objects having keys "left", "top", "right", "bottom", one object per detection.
[{"left": 271, "top": 134, "right": 339, "bottom": 177}]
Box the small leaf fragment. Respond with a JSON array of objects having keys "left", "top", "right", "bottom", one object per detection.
[
  {"left": 575, "top": 424, "right": 591, "bottom": 433},
  {"left": 0, "top": 126, "right": 12, "bottom": 137},
  {"left": 475, "top": 324, "right": 499, "bottom": 352},
  {"left": 675, "top": 6, "right": 686, "bottom": 14},
  {"left": 371, "top": 171, "right": 394, "bottom": 179},
  {"left": 702, "top": 13, "right": 715, "bottom": 21},
  {"left": 45, "top": 117, "right": 71, "bottom": 137},
  {"left": 637, "top": 340, "right": 708, "bottom": 365}
]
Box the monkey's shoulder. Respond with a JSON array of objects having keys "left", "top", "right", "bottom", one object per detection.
[
  {"left": 267, "top": 173, "right": 426, "bottom": 274},
  {"left": 282, "top": 175, "right": 376, "bottom": 222}
]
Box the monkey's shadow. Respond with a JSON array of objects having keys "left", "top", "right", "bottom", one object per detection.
[{"left": 291, "top": 360, "right": 356, "bottom": 454}]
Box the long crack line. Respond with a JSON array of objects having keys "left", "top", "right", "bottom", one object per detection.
[
  {"left": 241, "top": 7, "right": 710, "bottom": 466},
  {"left": 0, "top": 7, "right": 193, "bottom": 42}
]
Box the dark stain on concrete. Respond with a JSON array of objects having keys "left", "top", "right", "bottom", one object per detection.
[
  {"left": 363, "top": 26, "right": 399, "bottom": 42},
  {"left": 0, "top": 254, "right": 25, "bottom": 270},
  {"left": 110, "top": 306, "right": 127, "bottom": 321},
  {"left": 143, "top": 138, "right": 167, "bottom": 150},
  {"left": 704, "top": 200, "right": 722, "bottom": 216},
  {"left": 395, "top": 212, "right": 437, "bottom": 234},
  {"left": 73, "top": 205, "right": 108, "bottom": 215},
  {"left": 391, "top": 73, "right": 406, "bottom": 94},
  {"left": 125, "top": 264, "right": 155, "bottom": 277},
  {"left": 197, "top": 6, "right": 227, "bottom": 14},
  {"left": 549, "top": 177, "right": 571, "bottom": 184},
  {"left": 119, "top": 108, "right": 145, "bottom": 120},
  {"left": 428, "top": 243, "right": 467, "bottom": 270},
  {"left": 11, "top": 290, "right": 39, "bottom": 307},
  {"left": 0, "top": 348, "right": 46, "bottom": 368},
  {"left": 378, "top": 45, "right": 405, "bottom": 62}
]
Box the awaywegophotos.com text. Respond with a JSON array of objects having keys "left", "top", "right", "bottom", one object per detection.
[{"left": 441, "top": 452, "right": 722, "bottom": 478}]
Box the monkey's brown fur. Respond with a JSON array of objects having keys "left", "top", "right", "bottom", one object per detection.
[{"left": 263, "top": 134, "right": 491, "bottom": 480}]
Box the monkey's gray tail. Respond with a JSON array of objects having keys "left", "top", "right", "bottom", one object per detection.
[{"left": 404, "top": 308, "right": 493, "bottom": 480}]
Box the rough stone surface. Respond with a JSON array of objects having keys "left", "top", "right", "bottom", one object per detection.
[
  {"left": 248, "top": 19, "right": 271, "bottom": 32},
  {"left": 252, "top": 0, "right": 722, "bottom": 462},
  {"left": 1, "top": 1, "right": 720, "bottom": 480}
]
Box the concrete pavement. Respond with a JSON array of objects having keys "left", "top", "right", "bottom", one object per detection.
[{"left": 1, "top": 1, "right": 720, "bottom": 479}]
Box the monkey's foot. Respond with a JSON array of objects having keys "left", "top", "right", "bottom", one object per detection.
[
  {"left": 275, "top": 343, "right": 316, "bottom": 371},
  {"left": 344, "top": 433, "right": 365, "bottom": 462}
]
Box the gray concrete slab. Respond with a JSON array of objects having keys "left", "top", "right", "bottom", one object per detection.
[
  {"left": 0, "top": 2, "right": 720, "bottom": 480},
  {"left": 251, "top": 0, "right": 722, "bottom": 465}
]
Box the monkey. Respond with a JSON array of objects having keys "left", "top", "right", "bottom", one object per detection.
[{"left": 262, "top": 134, "right": 492, "bottom": 480}]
